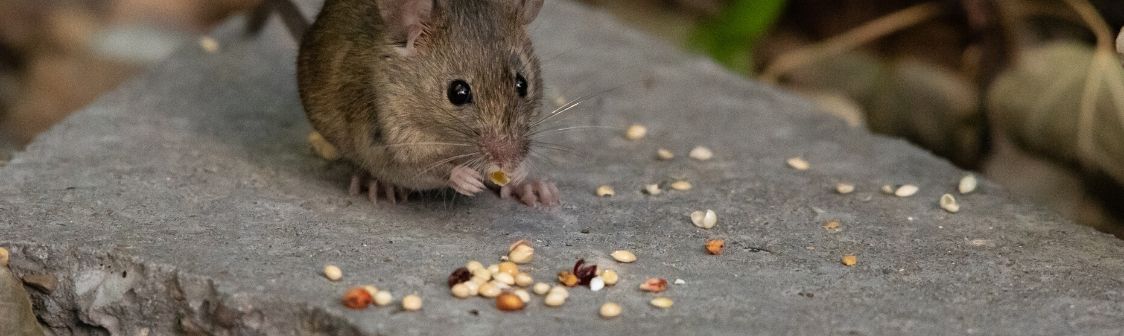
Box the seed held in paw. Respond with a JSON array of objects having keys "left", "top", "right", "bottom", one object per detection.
[{"left": 490, "top": 170, "right": 511, "bottom": 186}]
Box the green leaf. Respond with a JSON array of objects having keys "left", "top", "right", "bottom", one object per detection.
[{"left": 688, "top": 0, "right": 787, "bottom": 73}]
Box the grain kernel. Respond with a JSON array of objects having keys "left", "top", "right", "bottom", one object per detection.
[
  {"left": 600, "top": 302, "right": 622, "bottom": 318},
  {"left": 625, "top": 124, "right": 648, "bottom": 140},
  {"left": 822, "top": 219, "right": 842, "bottom": 232},
  {"left": 493, "top": 272, "right": 515, "bottom": 286},
  {"left": 649, "top": 297, "right": 674, "bottom": 309},
  {"left": 835, "top": 183, "right": 855, "bottom": 194},
  {"left": 0, "top": 247, "right": 8, "bottom": 267},
  {"left": 533, "top": 282, "right": 551, "bottom": 295},
  {"left": 656, "top": 148, "right": 675, "bottom": 160},
  {"left": 596, "top": 185, "right": 616, "bottom": 197},
  {"left": 198, "top": 36, "right": 220, "bottom": 53},
  {"left": 465, "top": 260, "right": 484, "bottom": 272},
  {"left": 894, "top": 184, "right": 919, "bottom": 197},
  {"left": 689, "top": 146, "right": 714, "bottom": 161},
  {"left": 558, "top": 272, "right": 579, "bottom": 287},
  {"left": 515, "top": 273, "right": 534, "bottom": 287},
  {"left": 322, "top": 265, "right": 342, "bottom": 281},
  {"left": 600, "top": 269, "right": 619, "bottom": 285},
  {"left": 670, "top": 180, "right": 693, "bottom": 191},
  {"left": 940, "top": 194, "right": 960, "bottom": 213},
  {"left": 496, "top": 292, "right": 525, "bottom": 311},
  {"left": 610, "top": 250, "right": 637, "bottom": 263},
  {"left": 787, "top": 157, "right": 810, "bottom": 171},
  {"left": 639, "top": 278, "right": 668, "bottom": 293},
  {"left": 880, "top": 185, "right": 895, "bottom": 194},
  {"left": 451, "top": 283, "right": 471, "bottom": 298},
  {"left": 841, "top": 255, "right": 858, "bottom": 266},
  {"left": 498, "top": 261, "right": 519, "bottom": 275},
  {"left": 544, "top": 293, "right": 567, "bottom": 307},
  {"left": 401, "top": 294, "right": 422, "bottom": 311},
  {"left": 514, "top": 289, "right": 531, "bottom": 303},
  {"left": 690, "top": 210, "right": 717, "bottom": 229},
  {"left": 705, "top": 239, "right": 725, "bottom": 255},
  {"left": 480, "top": 282, "right": 505, "bottom": 298},
  {"left": 589, "top": 276, "right": 605, "bottom": 291},
  {"left": 959, "top": 174, "right": 978, "bottom": 194},
  {"left": 643, "top": 184, "right": 662, "bottom": 195},
  {"left": 373, "top": 291, "right": 393, "bottom": 306},
  {"left": 342, "top": 287, "right": 373, "bottom": 309}
]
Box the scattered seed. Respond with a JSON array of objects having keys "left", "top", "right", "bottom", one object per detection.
[
  {"left": 509, "top": 246, "right": 534, "bottom": 265},
  {"left": 0, "top": 247, "right": 8, "bottom": 267},
  {"left": 307, "top": 131, "right": 340, "bottom": 161},
  {"left": 600, "top": 269, "right": 619, "bottom": 285},
  {"left": 690, "top": 210, "right": 718, "bottom": 229},
  {"left": 835, "top": 183, "right": 855, "bottom": 194},
  {"left": 673, "top": 279, "right": 686, "bottom": 285},
  {"left": 548, "top": 285, "right": 570, "bottom": 298},
  {"left": 959, "top": 175, "right": 978, "bottom": 194},
  {"left": 656, "top": 148, "right": 675, "bottom": 160},
  {"left": 342, "top": 287, "right": 373, "bottom": 309},
  {"left": 940, "top": 194, "right": 960, "bottom": 213},
  {"left": 572, "top": 259, "right": 599, "bottom": 285},
  {"left": 649, "top": 297, "right": 674, "bottom": 309},
  {"left": 493, "top": 272, "right": 516, "bottom": 286},
  {"left": 533, "top": 282, "right": 551, "bottom": 295},
  {"left": 451, "top": 283, "right": 472, "bottom": 298},
  {"left": 465, "top": 260, "right": 484, "bottom": 272},
  {"left": 625, "top": 124, "right": 648, "bottom": 140},
  {"left": 705, "top": 239, "right": 725, "bottom": 255},
  {"left": 596, "top": 185, "right": 616, "bottom": 197},
  {"left": 322, "top": 265, "right": 342, "bottom": 281},
  {"left": 402, "top": 294, "right": 422, "bottom": 311},
  {"left": 471, "top": 268, "right": 492, "bottom": 284},
  {"left": 479, "top": 282, "right": 503, "bottom": 298},
  {"left": 544, "top": 293, "right": 567, "bottom": 307},
  {"left": 515, "top": 273, "right": 534, "bottom": 287},
  {"left": 880, "top": 185, "right": 895, "bottom": 194},
  {"left": 639, "top": 278, "right": 668, "bottom": 293},
  {"left": 822, "top": 219, "right": 842, "bottom": 232},
  {"left": 600, "top": 302, "right": 622, "bottom": 318},
  {"left": 589, "top": 276, "right": 606, "bottom": 291},
  {"left": 643, "top": 184, "right": 662, "bottom": 195},
  {"left": 496, "top": 292, "right": 525, "bottom": 311},
  {"left": 787, "top": 157, "right": 810, "bottom": 171},
  {"left": 841, "top": 255, "right": 858, "bottom": 266},
  {"left": 670, "top": 180, "right": 693, "bottom": 191},
  {"left": 689, "top": 146, "right": 714, "bottom": 161},
  {"left": 894, "top": 184, "right": 919, "bottom": 197},
  {"left": 373, "top": 291, "right": 393, "bottom": 306},
  {"left": 463, "top": 281, "right": 480, "bottom": 296},
  {"left": 198, "top": 36, "right": 220, "bottom": 53},
  {"left": 498, "top": 261, "right": 519, "bottom": 275},
  {"left": 514, "top": 289, "right": 531, "bottom": 303},
  {"left": 610, "top": 250, "right": 637, "bottom": 263},
  {"left": 558, "top": 272, "right": 579, "bottom": 287},
  {"left": 448, "top": 267, "right": 471, "bottom": 287},
  {"left": 362, "top": 285, "right": 379, "bottom": 297}
]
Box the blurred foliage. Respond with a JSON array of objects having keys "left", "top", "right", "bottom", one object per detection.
[{"left": 688, "top": 0, "right": 785, "bottom": 73}]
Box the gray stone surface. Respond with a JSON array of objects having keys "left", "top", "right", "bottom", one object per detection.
[{"left": 3, "top": 1, "right": 1124, "bottom": 335}]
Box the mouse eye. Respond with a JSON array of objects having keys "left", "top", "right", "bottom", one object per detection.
[
  {"left": 447, "top": 80, "right": 473, "bottom": 106},
  {"left": 515, "top": 73, "right": 528, "bottom": 97}
]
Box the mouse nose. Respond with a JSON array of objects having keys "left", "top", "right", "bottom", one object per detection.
[{"left": 480, "top": 134, "right": 528, "bottom": 172}]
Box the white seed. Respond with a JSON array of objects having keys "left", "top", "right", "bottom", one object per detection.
[
  {"left": 600, "top": 302, "right": 622, "bottom": 318},
  {"left": 373, "top": 291, "right": 393, "bottom": 306},
  {"left": 402, "top": 294, "right": 422, "bottom": 311},
  {"left": 835, "top": 183, "right": 855, "bottom": 194},
  {"left": 895, "top": 184, "right": 919, "bottom": 197},
  {"left": 600, "top": 269, "right": 619, "bottom": 285},
  {"left": 487, "top": 264, "right": 500, "bottom": 275},
  {"left": 463, "top": 281, "right": 480, "bottom": 296},
  {"left": 479, "top": 282, "right": 503, "bottom": 298},
  {"left": 322, "top": 265, "right": 342, "bottom": 281},
  {"left": 514, "top": 273, "right": 534, "bottom": 287},
  {"left": 198, "top": 36, "right": 220, "bottom": 53},
  {"left": 589, "top": 277, "right": 605, "bottom": 291},
  {"left": 880, "top": 185, "right": 896, "bottom": 194},
  {"left": 509, "top": 245, "right": 534, "bottom": 264},
  {"left": 548, "top": 285, "right": 570, "bottom": 298},
  {"left": 596, "top": 185, "right": 616, "bottom": 197},
  {"left": 493, "top": 272, "right": 515, "bottom": 286},
  {"left": 674, "top": 279, "right": 686, "bottom": 285},
  {"left": 625, "top": 124, "right": 648, "bottom": 140},
  {"left": 656, "top": 148, "right": 675, "bottom": 160},
  {"left": 472, "top": 268, "right": 492, "bottom": 282},
  {"left": 544, "top": 293, "right": 567, "bottom": 307},
  {"left": 513, "top": 289, "right": 531, "bottom": 303},
  {"left": 465, "top": 260, "right": 484, "bottom": 272},
  {"left": 689, "top": 146, "right": 714, "bottom": 161},
  {"left": 451, "top": 283, "right": 471, "bottom": 298},
  {"left": 959, "top": 174, "right": 978, "bottom": 194},
  {"left": 670, "top": 181, "right": 693, "bottom": 191},
  {"left": 787, "top": 157, "right": 810, "bottom": 171},
  {"left": 643, "top": 184, "right": 662, "bottom": 195},
  {"left": 532, "top": 282, "right": 551, "bottom": 295},
  {"left": 610, "top": 250, "right": 637, "bottom": 263},
  {"left": 690, "top": 210, "right": 718, "bottom": 229},
  {"left": 361, "top": 285, "right": 379, "bottom": 297},
  {"left": 649, "top": 297, "right": 674, "bottom": 308},
  {"left": 940, "top": 194, "right": 960, "bottom": 213}
]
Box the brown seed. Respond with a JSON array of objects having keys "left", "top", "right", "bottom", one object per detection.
[
  {"left": 448, "top": 267, "right": 471, "bottom": 287},
  {"left": 639, "top": 278, "right": 668, "bottom": 293},
  {"left": 705, "top": 239, "right": 725, "bottom": 255},
  {"left": 841, "top": 255, "right": 858, "bottom": 266},
  {"left": 490, "top": 170, "right": 511, "bottom": 186},
  {"left": 558, "top": 272, "right": 579, "bottom": 287},
  {"left": 342, "top": 287, "right": 373, "bottom": 309},
  {"left": 498, "top": 261, "right": 519, "bottom": 275},
  {"left": 822, "top": 219, "right": 842, "bottom": 232},
  {"left": 496, "top": 292, "right": 526, "bottom": 311}
]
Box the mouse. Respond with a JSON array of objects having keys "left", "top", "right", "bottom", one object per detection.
[{"left": 252, "top": 0, "right": 559, "bottom": 207}]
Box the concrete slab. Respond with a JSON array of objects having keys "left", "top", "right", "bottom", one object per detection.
[{"left": 3, "top": 1, "right": 1124, "bottom": 335}]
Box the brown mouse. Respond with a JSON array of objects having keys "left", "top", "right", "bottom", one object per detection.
[{"left": 258, "top": 0, "right": 558, "bottom": 207}]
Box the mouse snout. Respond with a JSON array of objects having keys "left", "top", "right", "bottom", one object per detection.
[{"left": 479, "top": 134, "right": 528, "bottom": 173}]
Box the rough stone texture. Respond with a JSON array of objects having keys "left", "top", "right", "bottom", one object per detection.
[{"left": 3, "top": 1, "right": 1124, "bottom": 335}]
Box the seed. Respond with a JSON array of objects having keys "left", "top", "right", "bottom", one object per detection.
[
  {"left": 451, "top": 283, "right": 472, "bottom": 298},
  {"left": 835, "top": 183, "right": 855, "bottom": 194},
  {"left": 544, "top": 293, "right": 567, "bottom": 307},
  {"left": 705, "top": 239, "right": 725, "bottom": 255},
  {"left": 610, "top": 250, "right": 637, "bottom": 263},
  {"left": 674, "top": 279, "right": 686, "bottom": 285},
  {"left": 498, "top": 261, "right": 519, "bottom": 275},
  {"left": 487, "top": 264, "right": 500, "bottom": 275},
  {"left": 649, "top": 297, "right": 674, "bottom": 309},
  {"left": 656, "top": 148, "right": 675, "bottom": 160},
  {"left": 596, "top": 185, "right": 616, "bottom": 197},
  {"left": 625, "top": 124, "right": 648, "bottom": 140},
  {"left": 643, "top": 184, "right": 662, "bottom": 195},
  {"left": 787, "top": 157, "right": 810, "bottom": 171},
  {"left": 463, "top": 281, "right": 480, "bottom": 296},
  {"left": 514, "top": 289, "right": 531, "bottom": 303},
  {"left": 513, "top": 273, "right": 533, "bottom": 287},
  {"left": 558, "top": 271, "right": 579, "bottom": 287},
  {"left": 639, "top": 278, "right": 668, "bottom": 293},
  {"left": 894, "top": 184, "right": 919, "bottom": 197},
  {"left": 822, "top": 219, "right": 842, "bottom": 232},
  {"left": 489, "top": 170, "right": 511, "bottom": 186},
  {"left": 689, "top": 146, "right": 714, "bottom": 161},
  {"left": 307, "top": 131, "right": 340, "bottom": 161},
  {"left": 548, "top": 285, "right": 570, "bottom": 298},
  {"left": 841, "top": 255, "right": 858, "bottom": 266},
  {"left": 959, "top": 175, "right": 978, "bottom": 194},
  {"left": 342, "top": 287, "right": 373, "bottom": 309},
  {"left": 448, "top": 267, "right": 471, "bottom": 287},
  {"left": 361, "top": 285, "right": 379, "bottom": 297},
  {"left": 670, "top": 181, "right": 693, "bottom": 191},
  {"left": 465, "top": 260, "right": 484, "bottom": 272},
  {"left": 493, "top": 272, "right": 516, "bottom": 286},
  {"left": 600, "top": 302, "right": 622, "bottom": 318},
  {"left": 880, "top": 185, "right": 895, "bottom": 194},
  {"left": 600, "top": 269, "right": 619, "bottom": 285},
  {"left": 401, "top": 294, "right": 422, "bottom": 311},
  {"left": 479, "top": 282, "right": 504, "bottom": 298},
  {"left": 0, "top": 247, "right": 8, "bottom": 267},
  {"left": 198, "top": 36, "right": 220, "bottom": 53},
  {"left": 373, "top": 291, "right": 393, "bottom": 306},
  {"left": 322, "top": 265, "right": 342, "bottom": 281},
  {"left": 690, "top": 210, "right": 717, "bottom": 229},
  {"left": 940, "top": 194, "right": 960, "bottom": 213},
  {"left": 589, "top": 276, "right": 606, "bottom": 291},
  {"left": 533, "top": 282, "right": 551, "bottom": 295},
  {"left": 496, "top": 292, "right": 525, "bottom": 311}
]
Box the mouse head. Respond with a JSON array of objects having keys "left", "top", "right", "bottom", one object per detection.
[{"left": 374, "top": 0, "right": 545, "bottom": 179}]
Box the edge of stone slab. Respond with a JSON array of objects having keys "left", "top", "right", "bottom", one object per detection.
[{"left": 4, "top": 241, "right": 365, "bottom": 335}]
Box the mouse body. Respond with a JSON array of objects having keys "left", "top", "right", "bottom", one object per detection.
[{"left": 296, "top": 0, "right": 558, "bottom": 206}]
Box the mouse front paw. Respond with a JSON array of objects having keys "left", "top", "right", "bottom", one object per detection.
[
  {"left": 500, "top": 179, "right": 560, "bottom": 207},
  {"left": 448, "top": 165, "right": 486, "bottom": 196}
]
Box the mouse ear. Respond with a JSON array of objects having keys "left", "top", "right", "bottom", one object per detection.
[
  {"left": 377, "top": 0, "right": 434, "bottom": 56},
  {"left": 516, "top": 0, "right": 543, "bottom": 25}
]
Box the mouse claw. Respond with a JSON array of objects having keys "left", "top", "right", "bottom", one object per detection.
[
  {"left": 349, "top": 171, "right": 410, "bottom": 205},
  {"left": 501, "top": 179, "right": 560, "bottom": 207}
]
